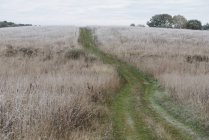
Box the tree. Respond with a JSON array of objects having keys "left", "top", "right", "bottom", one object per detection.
[
  {"left": 147, "top": 14, "right": 173, "bottom": 28},
  {"left": 173, "top": 15, "right": 187, "bottom": 29},
  {"left": 0, "top": 21, "right": 8, "bottom": 27},
  {"left": 186, "top": 20, "right": 202, "bottom": 30},
  {"left": 130, "top": 23, "right": 135, "bottom": 27},
  {"left": 0, "top": 21, "right": 32, "bottom": 28},
  {"left": 137, "top": 24, "right": 145, "bottom": 27},
  {"left": 202, "top": 23, "right": 209, "bottom": 30}
]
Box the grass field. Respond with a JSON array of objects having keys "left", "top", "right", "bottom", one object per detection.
[
  {"left": 0, "top": 26, "right": 119, "bottom": 140},
  {"left": 1, "top": 26, "right": 209, "bottom": 140},
  {"left": 79, "top": 28, "right": 195, "bottom": 140},
  {"left": 94, "top": 26, "right": 209, "bottom": 137}
]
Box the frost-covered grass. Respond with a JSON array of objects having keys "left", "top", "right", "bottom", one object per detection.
[
  {"left": 0, "top": 26, "right": 119, "bottom": 140},
  {"left": 94, "top": 26, "right": 209, "bottom": 133}
]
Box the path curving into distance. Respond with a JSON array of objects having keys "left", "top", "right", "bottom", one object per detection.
[{"left": 79, "top": 28, "right": 203, "bottom": 140}]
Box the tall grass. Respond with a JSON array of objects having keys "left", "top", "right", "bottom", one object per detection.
[
  {"left": 94, "top": 26, "right": 209, "bottom": 132},
  {"left": 0, "top": 26, "right": 119, "bottom": 140}
]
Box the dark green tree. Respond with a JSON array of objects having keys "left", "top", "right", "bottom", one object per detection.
[
  {"left": 0, "top": 21, "right": 8, "bottom": 27},
  {"left": 186, "top": 20, "right": 202, "bottom": 30},
  {"left": 147, "top": 14, "right": 173, "bottom": 28}
]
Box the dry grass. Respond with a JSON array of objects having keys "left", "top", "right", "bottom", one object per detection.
[
  {"left": 94, "top": 26, "right": 209, "bottom": 130},
  {"left": 0, "top": 26, "right": 119, "bottom": 140}
]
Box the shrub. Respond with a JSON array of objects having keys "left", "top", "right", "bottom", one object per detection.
[
  {"left": 64, "top": 49, "right": 86, "bottom": 59},
  {"left": 19, "top": 48, "right": 38, "bottom": 57},
  {"left": 4, "top": 45, "right": 17, "bottom": 57}
]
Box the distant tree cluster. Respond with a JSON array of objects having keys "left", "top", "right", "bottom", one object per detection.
[
  {"left": 146, "top": 14, "right": 208, "bottom": 30},
  {"left": 130, "top": 23, "right": 145, "bottom": 27},
  {"left": 0, "top": 21, "right": 32, "bottom": 28}
]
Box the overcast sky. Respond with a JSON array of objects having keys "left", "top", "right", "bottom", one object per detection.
[{"left": 0, "top": 0, "right": 208, "bottom": 25}]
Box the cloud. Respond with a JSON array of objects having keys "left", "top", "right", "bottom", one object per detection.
[{"left": 0, "top": 0, "right": 208, "bottom": 25}]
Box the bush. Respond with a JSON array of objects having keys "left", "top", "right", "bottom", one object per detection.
[
  {"left": 64, "top": 49, "right": 86, "bottom": 59},
  {"left": 19, "top": 48, "right": 38, "bottom": 57},
  {"left": 186, "top": 20, "right": 202, "bottom": 30},
  {"left": 4, "top": 45, "right": 17, "bottom": 57}
]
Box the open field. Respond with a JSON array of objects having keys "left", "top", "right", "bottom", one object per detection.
[
  {"left": 94, "top": 26, "right": 209, "bottom": 137},
  {"left": 80, "top": 28, "right": 197, "bottom": 140},
  {"left": 0, "top": 26, "right": 119, "bottom": 140},
  {"left": 1, "top": 26, "right": 209, "bottom": 140}
]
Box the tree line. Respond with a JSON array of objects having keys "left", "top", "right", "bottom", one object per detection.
[
  {"left": 131, "top": 14, "right": 209, "bottom": 30},
  {"left": 0, "top": 21, "right": 32, "bottom": 28}
]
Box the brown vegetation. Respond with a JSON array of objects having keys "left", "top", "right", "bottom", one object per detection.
[
  {"left": 94, "top": 26, "right": 209, "bottom": 131},
  {"left": 0, "top": 26, "right": 119, "bottom": 140}
]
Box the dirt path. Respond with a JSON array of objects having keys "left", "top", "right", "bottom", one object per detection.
[{"left": 79, "top": 28, "right": 203, "bottom": 140}]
